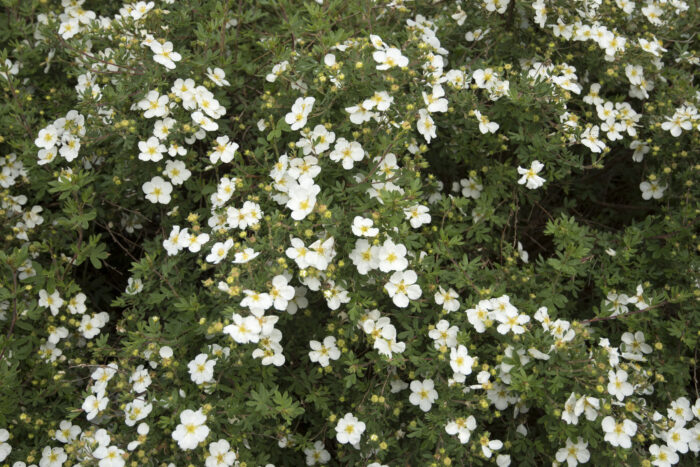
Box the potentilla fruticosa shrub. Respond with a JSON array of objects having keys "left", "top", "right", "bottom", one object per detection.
[{"left": 0, "top": 0, "right": 699, "bottom": 466}]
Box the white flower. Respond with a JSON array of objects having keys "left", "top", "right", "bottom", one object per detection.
[
  {"left": 94, "top": 445, "right": 125, "bottom": 467},
  {"left": 607, "top": 369, "right": 633, "bottom": 401},
  {"left": 59, "top": 18, "right": 80, "bottom": 39},
  {"left": 178, "top": 228, "right": 209, "bottom": 253},
  {"left": 575, "top": 396, "right": 600, "bottom": 421},
  {"left": 210, "top": 136, "right": 239, "bottom": 164},
  {"left": 188, "top": 353, "right": 216, "bottom": 385},
  {"left": 164, "top": 160, "right": 191, "bottom": 185},
  {"left": 466, "top": 300, "right": 492, "bottom": 333},
  {"left": 495, "top": 308, "right": 530, "bottom": 335},
  {"left": 309, "top": 336, "right": 341, "bottom": 367},
  {"left": 286, "top": 176, "right": 320, "bottom": 220},
  {"left": 478, "top": 435, "right": 503, "bottom": 458},
  {"left": 329, "top": 138, "right": 364, "bottom": 170},
  {"left": 378, "top": 239, "right": 408, "bottom": 272},
  {"left": 409, "top": 379, "right": 438, "bottom": 412},
  {"left": 137, "top": 90, "right": 169, "bottom": 119},
  {"left": 385, "top": 270, "right": 422, "bottom": 308},
  {"left": 649, "top": 444, "right": 679, "bottom": 467},
  {"left": 473, "top": 110, "right": 499, "bottom": 134},
  {"left": 517, "top": 160, "right": 546, "bottom": 189},
  {"left": 206, "top": 67, "right": 230, "bottom": 87},
  {"left": 285, "top": 97, "right": 315, "bottom": 131},
  {"left": 82, "top": 391, "right": 108, "bottom": 420},
  {"left": 404, "top": 204, "right": 431, "bottom": 228},
  {"left": 39, "top": 446, "right": 67, "bottom": 467},
  {"left": 351, "top": 216, "right": 378, "bottom": 237},
  {"left": 233, "top": 248, "right": 259, "bottom": 264},
  {"left": 667, "top": 397, "right": 693, "bottom": 425},
  {"left": 54, "top": 420, "right": 81, "bottom": 443},
  {"left": 423, "top": 85, "right": 448, "bottom": 113},
  {"left": 445, "top": 415, "right": 476, "bottom": 444},
  {"left": 142, "top": 176, "right": 172, "bottom": 204},
  {"left": 562, "top": 393, "right": 581, "bottom": 425},
  {"left": 223, "top": 313, "right": 261, "bottom": 344},
  {"left": 460, "top": 177, "right": 483, "bottom": 199},
  {"left": 150, "top": 41, "right": 181, "bottom": 69},
  {"left": 372, "top": 47, "right": 408, "bottom": 70},
  {"left": 450, "top": 345, "right": 474, "bottom": 377},
  {"left": 429, "top": 319, "right": 458, "bottom": 349},
  {"left": 206, "top": 239, "right": 234, "bottom": 264},
  {"left": 580, "top": 125, "right": 606, "bottom": 153},
  {"left": 640, "top": 180, "right": 667, "bottom": 200},
  {"left": 67, "top": 293, "right": 87, "bottom": 315},
  {"left": 602, "top": 416, "right": 637, "bottom": 448},
  {"left": 335, "top": 413, "right": 365, "bottom": 445},
  {"left": 555, "top": 437, "right": 590, "bottom": 467},
  {"left": 39, "top": 289, "right": 64, "bottom": 316},
  {"left": 35, "top": 125, "right": 58, "bottom": 149},
  {"left": 266, "top": 60, "right": 289, "bottom": 82},
  {"left": 349, "top": 239, "right": 380, "bottom": 275},
  {"left": 0, "top": 429, "right": 10, "bottom": 462},
  {"left": 172, "top": 409, "right": 210, "bottom": 451},
  {"left": 124, "top": 398, "right": 153, "bottom": 427},
  {"left": 129, "top": 365, "right": 152, "bottom": 393},
  {"left": 664, "top": 424, "right": 690, "bottom": 453},
  {"left": 417, "top": 108, "right": 437, "bottom": 143},
  {"left": 304, "top": 440, "right": 330, "bottom": 466},
  {"left": 434, "top": 286, "right": 460, "bottom": 312},
  {"left": 625, "top": 64, "right": 644, "bottom": 85},
  {"left": 205, "top": 439, "right": 237, "bottom": 467}
]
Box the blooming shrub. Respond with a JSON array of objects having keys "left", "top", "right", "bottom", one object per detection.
[{"left": 0, "top": 0, "right": 699, "bottom": 466}]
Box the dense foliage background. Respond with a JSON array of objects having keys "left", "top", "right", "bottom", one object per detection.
[{"left": 0, "top": 0, "right": 698, "bottom": 466}]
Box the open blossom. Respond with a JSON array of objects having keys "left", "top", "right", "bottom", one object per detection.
[
  {"left": 417, "top": 108, "right": 437, "bottom": 143},
  {"left": 372, "top": 47, "right": 408, "bottom": 70},
  {"left": 555, "top": 437, "right": 590, "bottom": 467},
  {"left": 329, "top": 138, "right": 364, "bottom": 169},
  {"left": 172, "top": 409, "right": 209, "bottom": 450},
  {"left": 351, "top": 216, "right": 378, "bottom": 237},
  {"left": 206, "top": 239, "right": 233, "bottom": 264},
  {"left": 580, "top": 125, "right": 606, "bottom": 153},
  {"left": 450, "top": 345, "right": 474, "bottom": 377},
  {"left": 150, "top": 41, "right": 181, "bottom": 69},
  {"left": 223, "top": 313, "right": 261, "bottom": 344},
  {"left": 40, "top": 446, "right": 68, "bottom": 467},
  {"left": 138, "top": 136, "right": 166, "bottom": 162},
  {"left": 640, "top": 180, "right": 667, "bottom": 200},
  {"left": 474, "top": 109, "right": 499, "bottom": 134},
  {"left": 409, "top": 379, "right": 438, "bottom": 412},
  {"left": 445, "top": 415, "right": 477, "bottom": 444},
  {"left": 142, "top": 176, "right": 172, "bottom": 204},
  {"left": 124, "top": 398, "right": 153, "bottom": 427},
  {"left": 378, "top": 239, "right": 408, "bottom": 272},
  {"left": 285, "top": 97, "right": 315, "bottom": 131},
  {"left": 308, "top": 336, "right": 341, "bottom": 367},
  {"left": 304, "top": 440, "right": 330, "bottom": 466},
  {"left": 385, "top": 270, "right": 422, "bottom": 308},
  {"left": 434, "top": 286, "right": 460, "bottom": 312},
  {"left": 210, "top": 136, "right": 239, "bottom": 164},
  {"left": 460, "top": 177, "right": 483, "bottom": 199},
  {"left": 602, "top": 416, "right": 637, "bottom": 448},
  {"left": 517, "top": 160, "right": 546, "bottom": 189},
  {"left": 404, "top": 204, "right": 431, "bottom": 228},
  {"left": 39, "top": 289, "right": 64, "bottom": 316},
  {"left": 188, "top": 353, "right": 216, "bottom": 385},
  {"left": 335, "top": 413, "right": 365, "bottom": 445}
]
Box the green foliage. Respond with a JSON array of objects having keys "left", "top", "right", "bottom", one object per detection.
[{"left": 0, "top": 0, "right": 699, "bottom": 466}]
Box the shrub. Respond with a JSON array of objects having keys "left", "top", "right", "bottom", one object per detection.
[{"left": 0, "top": 0, "right": 698, "bottom": 466}]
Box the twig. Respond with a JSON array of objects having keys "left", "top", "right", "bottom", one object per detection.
[{"left": 581, "top": 301, "right": 667, "bottom": 324}]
